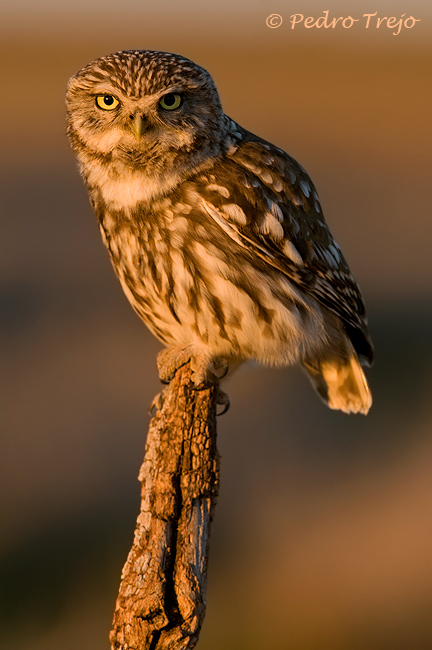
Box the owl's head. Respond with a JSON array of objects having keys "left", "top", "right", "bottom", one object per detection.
[{"left": 66, "top": 50, "right": 227, "bottom": 178}]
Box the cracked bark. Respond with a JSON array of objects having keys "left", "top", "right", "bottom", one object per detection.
[{"left": 110, "top": 362, "right": 220, "bottom": 650}]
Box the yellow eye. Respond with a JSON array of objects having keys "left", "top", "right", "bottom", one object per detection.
[
  {"left": 95, "top": 94, "right": 120, "bottom": 111},
  {"left": 159, "top": 93, "right": 182, "bottom": 111}
]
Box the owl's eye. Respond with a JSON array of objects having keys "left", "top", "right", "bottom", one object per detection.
[
  {"left": 95, "top": 94, "right": 120, "bottom": 111},
  {"left": 159, "top": 93, "right": 183, "bottom": 111}
]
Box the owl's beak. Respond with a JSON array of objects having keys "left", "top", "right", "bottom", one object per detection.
[{"left": 130, "top": 114, "right": 145, "bottom": 140}]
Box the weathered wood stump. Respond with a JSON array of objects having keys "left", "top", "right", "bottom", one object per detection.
[{"left": 110, "top": 362, "right": 220, "bottom": 649}]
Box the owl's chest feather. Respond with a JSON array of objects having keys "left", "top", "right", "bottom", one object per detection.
[
  {"left": 97, "top": 201, "right": 203, "bottom": 344},
  {"left": 99, "top": 205, "right": 170, "bottom": 295}
]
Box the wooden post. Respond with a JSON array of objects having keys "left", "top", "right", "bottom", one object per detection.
[{"left": 110, "top": 362, "right": 220, "bottom": 649}]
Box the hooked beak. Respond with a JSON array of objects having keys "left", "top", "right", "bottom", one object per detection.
[{"left": 130, "top": 114, "right": 145, "bottom": 140}]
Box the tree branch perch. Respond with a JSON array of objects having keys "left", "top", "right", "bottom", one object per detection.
[{"left": 110, "top": 362, "right": 220, "bottom": 650}]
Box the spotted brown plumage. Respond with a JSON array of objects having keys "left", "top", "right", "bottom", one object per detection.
[{"left": 66, "top": 49, "right": 373, "bottom": 414}]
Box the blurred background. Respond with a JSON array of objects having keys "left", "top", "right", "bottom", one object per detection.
[{"left": 1, "top": 0, "right": 431, "bottom": 648}]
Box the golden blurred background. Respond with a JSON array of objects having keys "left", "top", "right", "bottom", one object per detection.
[{"left": 1, "top": 1, "right": 432, "bottom": 648}]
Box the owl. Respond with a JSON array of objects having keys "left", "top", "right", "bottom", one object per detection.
[{"left": 66, "top": 49, "right": 373, "bottom": 414}]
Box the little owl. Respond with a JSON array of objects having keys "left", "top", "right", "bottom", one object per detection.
[{"left": 66, "top": 50, "right": 373, "bottom": 414}]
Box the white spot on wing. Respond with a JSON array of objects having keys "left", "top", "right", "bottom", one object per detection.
[
  {"left": 207, "top": 184, "right": 230, "bottom": 198},
  {"left": 260, "top": 212, "right": 284, "bottom": 240},
  {"left": 329, "top": 243, "right": 341, "bottom": 263},
  {"left": 201, "top": 199, "right": 245, "bottom": 248},
  {"left": 300, "top": 181, "right": 310, "bottom": 197},
  {"left": 287, "top": 170, "right": 296, "bottom": 184},
  {"left": 240, "top": 160, "right": 263, "bottom": 176},
  {"left": 221, "top": 203, "right": 248, "bottom": 225},
  {"left": 283, "top": 240, "right": 303, "bottom": 266},
  {"left": 266, "top": 199, "right": 284, "bottom": 223},
  {"left": 323, "top": 250, "right": 335, "bottom": 265},
  {"left": 260, "top": 170, "right": 273, "bottom": 184}
]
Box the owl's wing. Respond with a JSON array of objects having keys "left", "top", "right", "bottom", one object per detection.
[{"left": 195, "top": 126, "right": 373, "bottom": 364}]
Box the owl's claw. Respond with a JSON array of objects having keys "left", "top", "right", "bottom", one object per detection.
[
  {"left": 210, "top": 358, "right": 229, "bottom": 381},
  {"left": 216, "top": 389, "right": 230, "bottom": 416},
  {"left": 149, "top": 391, "right": 165, "bottom": 416}
]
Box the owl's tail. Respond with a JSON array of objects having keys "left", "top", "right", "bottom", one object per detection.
[{"left": 303, "top": 343, "right": 372, "bottom": 415}]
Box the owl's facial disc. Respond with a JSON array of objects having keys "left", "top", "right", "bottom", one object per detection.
[{"left": 66, "top": 50, "right": 228, "bottom": 174}]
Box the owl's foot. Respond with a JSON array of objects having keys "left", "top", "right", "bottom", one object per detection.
[
  {"left": 157, "top": 345, "right": 229, "bottom": 389},
  {"left": 157, "top": 346, "right": 194, "bottom": 384}
]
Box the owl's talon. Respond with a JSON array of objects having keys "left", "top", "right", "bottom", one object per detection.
[
  {"left": 216, "top": 389, "right": 230, "bottom": 416},
  {"left": 212, "top": 359, "right": 229, "bottom": 380},
  {"left": 149, "top": 391, "right": 165, "bottom": 416},
  {"left": 189, "top": 368, "right": 205, "bottom": 389}
]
